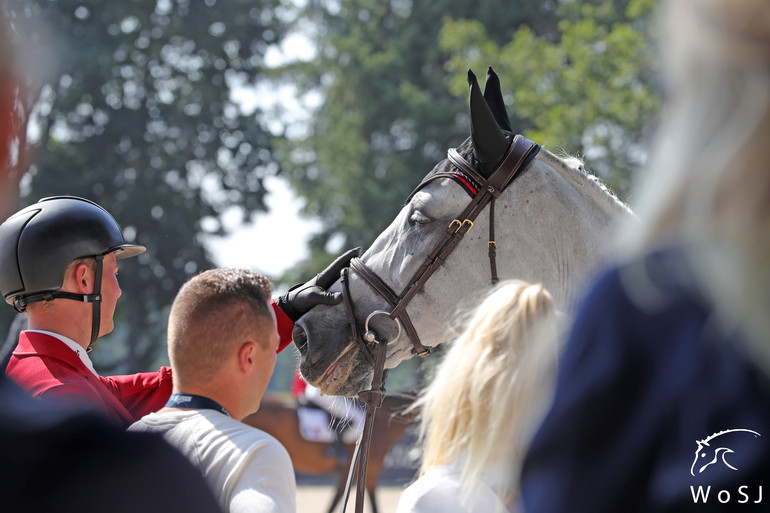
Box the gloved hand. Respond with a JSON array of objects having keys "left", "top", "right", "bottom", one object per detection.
[{"left": 276, "top": 247, "right": 361, "bottom": 322}]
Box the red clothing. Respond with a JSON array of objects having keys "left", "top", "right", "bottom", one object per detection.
[
  {"left": 291, "top": 367, "right": 307, "bottom": 399},
  {"left": 6, "top": 302, "right": 294, "bottom": 425},
  {"left": 6, "top": 331, "right": 172, "bottom": 426},
  {"left": 6, "top": 301, "right": 295, "bottom": 426},
  {"left": 272, "top": 299, "right": 295, "bottom": 353}
]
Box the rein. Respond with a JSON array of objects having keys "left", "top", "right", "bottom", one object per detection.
[{"left": 338, "top": 134, "right": 539, "bottom": 513}]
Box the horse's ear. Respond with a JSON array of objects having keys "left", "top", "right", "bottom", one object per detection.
[
  {"left": 468, "top": 69, "right": 509, "bottom": 166},
  {"left": 483, "top": 67, "right": 512, "bottom": 132}
]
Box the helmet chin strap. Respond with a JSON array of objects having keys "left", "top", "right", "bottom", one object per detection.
[
  {"left": 87, "top": 254, "right": 104, "bottom": 351},
  {"left": 13, "top": 254, "right": 104, "bottom": 350}
]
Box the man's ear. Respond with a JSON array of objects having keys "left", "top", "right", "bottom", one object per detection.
[
  {"left": 237, "top": 341, "right": 257, "bottom": 373},
  {"left": 66, "top": 262, "right": 95, "bottom": 294}
]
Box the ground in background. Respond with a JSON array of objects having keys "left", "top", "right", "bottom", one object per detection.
[{"left": 297, "top": 484, "right": 405, "bottom": 513}]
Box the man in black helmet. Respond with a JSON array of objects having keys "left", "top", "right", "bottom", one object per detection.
[{"left": 0, "top": 196, "right": 356, "bottom": 426}]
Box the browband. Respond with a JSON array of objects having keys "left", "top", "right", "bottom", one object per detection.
[{"left": 405, "top": 136, "right": 540, "bottom": 203}]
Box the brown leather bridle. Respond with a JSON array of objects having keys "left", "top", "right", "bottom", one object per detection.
[
  {"left": 343, "top": 134, "right": 539, "bottom": 360},
  {"left": 337, "top": 134, "right": 539, "bottom": 513}
]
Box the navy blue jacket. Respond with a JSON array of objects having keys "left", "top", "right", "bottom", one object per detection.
[
  {"left": 521, "top": 249, "right": 770, "bottom": 512},
  {"left": 0, "top": 374, "right": 222, "bottom": 513}
]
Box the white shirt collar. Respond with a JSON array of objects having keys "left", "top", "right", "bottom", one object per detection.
[{"left": 25, "top": 329, "right": 99, "bottom": 377}]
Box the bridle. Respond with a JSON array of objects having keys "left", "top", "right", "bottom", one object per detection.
[
  {"left": 343, "top": 134, "right": 539, "bottom": 359},
  {"left": 336, "top": 134, "right": 540, "bottom": 513}
]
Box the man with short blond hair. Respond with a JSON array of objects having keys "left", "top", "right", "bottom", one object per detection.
[{"left": 130, "top": 268, "right": 295, "bottom": 513}]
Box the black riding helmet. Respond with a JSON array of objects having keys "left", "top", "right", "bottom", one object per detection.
[{"left": 0, "top": 196, "right": 146, "bottom": 348}]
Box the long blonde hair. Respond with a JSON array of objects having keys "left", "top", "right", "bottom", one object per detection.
[
  {"left": 619, "top": 0, "right": 770, "bottom": 370},
  {"left": 415, "top": 280, "right": 560, "bottom": 502}
]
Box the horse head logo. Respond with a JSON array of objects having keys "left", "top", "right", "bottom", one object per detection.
[{"left": 690, "top": 429, "right": 762, "bottom": 476}]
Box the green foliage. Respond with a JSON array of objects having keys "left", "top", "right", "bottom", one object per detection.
[
  {"left": 2, "top": 0, "right": 666, "bottom": 384},
  {"left": 6, "top": 0, "right": 288, "bottom": 372},
  {"left": 440, "top": 0, "right": 662, "bottom": 193},
  {"left": 278, "top": 0, "right": 563, "bottom": 283},
  {"left": 279, "top": 0, "right": 661, "bottom": 283}
]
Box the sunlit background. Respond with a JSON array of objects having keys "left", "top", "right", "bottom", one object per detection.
[
  {"left": 0, "top": 0, "right": 661, "bottom": 398},
  {"left": 0, "top": 1, "right": 665, "bottom": 508}
]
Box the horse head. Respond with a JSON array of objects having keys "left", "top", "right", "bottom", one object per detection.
[{"left": 294, "top": 68, "right": 629, "bottom": 396}]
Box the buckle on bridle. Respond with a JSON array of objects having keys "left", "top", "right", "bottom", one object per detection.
[{"left": 448, "top": 219, "right": 474, "bottom": 234}]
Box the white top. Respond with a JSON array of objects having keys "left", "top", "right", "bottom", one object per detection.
[
  {"left": 25, "top": 329, "right": 98, "bottom": 377},
  {"left": 129, "top": 409, "right": 296, "bottom": 513},
  {"left": 396, "top": 458, "right": 515, "bottom": 513}
]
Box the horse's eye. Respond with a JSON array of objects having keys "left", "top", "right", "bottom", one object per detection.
[{"left": 409, "top": 210, "right": 432, "bottom": 225}]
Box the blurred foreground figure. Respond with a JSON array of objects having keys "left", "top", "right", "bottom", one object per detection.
[
  {"left": 0, "top": 372, "right": 221, "bottom": 513},
  {"left": 0, "top": 3, "right": 28, "bottom": 214},
  {"left": 521, "top": 1, "right": 770, "bottom": 511},
  {"left": 398, "top": 281, "right": 560, "bottom": 513}
]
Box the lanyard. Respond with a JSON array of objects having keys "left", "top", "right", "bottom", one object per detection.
[{"left": 165, "top": 393, "right": 231, "bottom": 417}]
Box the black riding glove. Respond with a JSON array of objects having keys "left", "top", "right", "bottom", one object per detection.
[{"left": 276, "top": 247, "right": 361, "bottom": 322}]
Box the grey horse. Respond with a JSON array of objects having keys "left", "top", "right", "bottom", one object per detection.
[{"left": 295, "top": 68, "right": 632, "bottom": 396}]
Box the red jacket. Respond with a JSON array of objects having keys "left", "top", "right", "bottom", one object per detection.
[
  {"left": 6, "top": 331, "right": 172, "bottom": 426},
  {"left": 272, "top": 299, "right": 295, "bottom": 353},
  {"left": 7, "top": 301, "right": 296, "bottom": 426}
]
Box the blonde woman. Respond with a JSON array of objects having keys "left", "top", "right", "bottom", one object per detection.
[
  {"left": 397, "top": 280, "right": 560, "bottom": 513},
  {"left": 521, "top": 1, "right": 770, "bottom": 511}
]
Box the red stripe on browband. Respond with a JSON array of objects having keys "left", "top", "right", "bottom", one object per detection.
[
  {"left": 408, "top": 171, "right": 480, "bottom": 203},
  {"left": 447, "top": 173, "right": 478, "bottom": 196}
]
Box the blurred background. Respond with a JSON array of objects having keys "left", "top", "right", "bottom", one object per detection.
[{"left": 0, "top": 0, "right": 661, "bottom": 396}]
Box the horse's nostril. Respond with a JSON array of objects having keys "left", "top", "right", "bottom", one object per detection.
[{"left": 293, "top": 325, "right": 308, "bottom": 354}]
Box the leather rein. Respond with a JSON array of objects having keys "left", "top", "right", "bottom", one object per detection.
[{"left": 337, "top": 134, "right": 539, "bottom": 513}]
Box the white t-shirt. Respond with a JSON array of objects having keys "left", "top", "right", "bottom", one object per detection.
[
  {"left": 396, "top": 458, "right": 515, "bottom": 513},
  {"left": 130, "top": 409, "right": 296, "bottom": 513}
]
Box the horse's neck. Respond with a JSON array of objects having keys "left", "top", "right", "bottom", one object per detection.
[
  {"left": 494, "top": 151, "right": 630, "bottom": 309},
  {"left": 537, "top": 149, "right": 632, "bottom": 221}
]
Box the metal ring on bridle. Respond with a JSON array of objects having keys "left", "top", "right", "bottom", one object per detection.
[{"left": 363, "top": 310, "right": 402, "bottom": 344}]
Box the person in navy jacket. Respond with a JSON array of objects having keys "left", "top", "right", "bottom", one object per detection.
[
  {"left": 0, "top": 195, "right": 355, "bottom": 425},
  {"left": 520, "top": 1, "right": 770, "bottom": 511},
  {"left": 0, "top": 371, "right": 223, "bottom": 513}
]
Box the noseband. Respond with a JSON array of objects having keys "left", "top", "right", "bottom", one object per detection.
[{"left": 342, "top": 134, "right": 540, "bottom": 359}]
